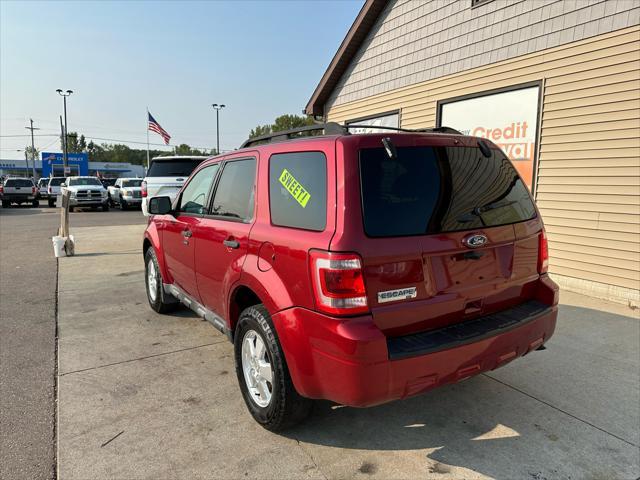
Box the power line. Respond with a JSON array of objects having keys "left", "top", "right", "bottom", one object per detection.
[{"left": 0, "top": 134, "right": 58, "bottom": 138}]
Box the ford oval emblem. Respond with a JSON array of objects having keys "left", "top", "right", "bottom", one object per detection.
[{"left": 463, "top": 233, "right": 488, "bottom": 248}]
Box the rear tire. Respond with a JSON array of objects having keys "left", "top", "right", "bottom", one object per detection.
[
  {"left": 69, "top": 206, "right": 74, "bottom": 212},
  {"left": 234, "top": 305, "right": 312, "bottom": 431},
  {"left": 120, "top": 200, "right": 127, "bottom": 211},
  {"left": 102, "top": 203, "right": 109, "bottom": 212},
  {"left": 32, "top": 200, "right": 39, "bottom": 207},
  {"left": 2, "top": 201, "right": 9, "bottom": 208},
  {"left": 144, "top": 248, "right": 177, "bottom": 314},
  {"left": 48, "top": 198, "right": 55, "bottom": 207}
]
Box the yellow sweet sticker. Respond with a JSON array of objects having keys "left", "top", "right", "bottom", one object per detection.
[{"left": 279, "top": 168, "right": 311, "bottom": 208}]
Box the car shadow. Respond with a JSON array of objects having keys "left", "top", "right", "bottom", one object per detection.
[{"left": 280, "top": 303, "right": 640, "bottom": 479}]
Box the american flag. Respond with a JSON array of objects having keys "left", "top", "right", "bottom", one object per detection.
[{"left": 148, "top": 112, "right": 171, "bottom": 145}]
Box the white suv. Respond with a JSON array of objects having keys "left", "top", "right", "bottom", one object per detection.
[{"left": 141, "top": 156, "right": 208, "bottom": 216}]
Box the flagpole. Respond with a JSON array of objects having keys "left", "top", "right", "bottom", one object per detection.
[{"left": 146, "top": 107, "right": 150, "bottom": 170}]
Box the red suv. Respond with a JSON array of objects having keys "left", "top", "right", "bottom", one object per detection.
[{"left": 143, "top": 123, "right": 558, "bottom": 431}]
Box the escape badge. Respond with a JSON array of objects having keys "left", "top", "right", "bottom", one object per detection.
[{"left": 279, "top": 169, "right": 311, "bottom": 208}]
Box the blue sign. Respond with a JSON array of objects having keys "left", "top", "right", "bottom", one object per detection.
[{"left": 41, "top": 152, "right": 88, "bottom": 177}]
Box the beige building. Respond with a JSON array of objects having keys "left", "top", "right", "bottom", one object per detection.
[{"left": 306, "top": 0, "right": 640, "bottom": 306}]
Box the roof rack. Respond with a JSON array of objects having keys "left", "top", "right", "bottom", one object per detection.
[{"left": 240, "top": 122, "right": 462, "bottom": 148}]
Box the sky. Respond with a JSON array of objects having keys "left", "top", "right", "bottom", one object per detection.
[{"left": 0, "top": 0, "right": 363, "bottom": 159}]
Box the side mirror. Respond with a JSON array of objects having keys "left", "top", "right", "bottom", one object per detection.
[
  {"left": 60, "top": 183, "right": 67, "bottom": 188},
  {"left": 148, "top": 196, "right": 172, "bottom": 215}
]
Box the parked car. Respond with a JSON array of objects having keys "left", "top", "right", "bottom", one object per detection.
[
  {"left": 107, "top": 178, "right": 143, "bottom": 210},
  {"left": 37, "top": 178, "right": 49, "bottom": 200},
  {"left": 61, "top": 176, "right": 109, "bottom": 212},
  {"left": 46, "top": 177, "right": 66, "bottom": 207},
  {"left": 142, "top": 124, "right": 558, "bottom": 431},
  {"left": 141, "top": 156, "right": 208, "bottom": 216},
  {"left": 1, "top": 177, "right": 38, "bottom": 207}
]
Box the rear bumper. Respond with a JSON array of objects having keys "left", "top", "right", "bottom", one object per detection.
[
  {"left": 272, "top": 276, "right": 558, "bottom": 407},
  {"left": 3, "top": 194, "right": 36, "bottom": 202}
]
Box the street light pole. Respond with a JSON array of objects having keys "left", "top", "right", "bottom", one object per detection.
[
  {"left": 211, "top": 104, "right": 226, "bottom": 155},
  {"left": 56, "top": 89, "right": 73, "bottom": 169}
]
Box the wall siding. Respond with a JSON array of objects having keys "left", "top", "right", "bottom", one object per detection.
[
  {"left": 326, "top": 0, "right": 640, "bottom": 110},
  {"left": 326, "top": 25, "right": 640, "bottom": 302}
]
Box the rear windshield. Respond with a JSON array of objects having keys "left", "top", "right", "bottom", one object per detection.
[
  {"left": 5, "top": 179, "right": 33, "bottom": 187},
  {"left": 49, "top": 178, "right": 65, "bottom": 186},
  {"left": 147, "top": 159, "right": 203, "bottom": 177},
  {"left": 68, "top": 178, "right": 102, "bottom": 186},
  {"left": 359, "top": 146, "right": 536, "bottom": 237},
  {"left": 121, "top": 179, "right": 142, "bottom": 187}
]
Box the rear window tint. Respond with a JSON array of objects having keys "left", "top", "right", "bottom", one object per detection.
[
  {"left": 121, "top": 179, "right": 142, "bottom": 187},
  {"left": 359, "top": 146, "right": 536, "bottom": 237},
  {"left": 49, "top": 178, "right": 65, "bottom": 186},
  {"left": 5, "top": 179, "right": 33, "bottom": 187},
  {"left": 269, "top": 152, "right": 327, "bottom": 231},
  {"left": 147, "top": 159, "right": 203, "bottom": 177}
]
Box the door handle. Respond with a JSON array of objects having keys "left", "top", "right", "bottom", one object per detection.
[
  {"left": 182, "top": 229, "right": 192, "bottom": 238},
  {"left": 223, "top": 239, "right": 240, "bottom": 249}
]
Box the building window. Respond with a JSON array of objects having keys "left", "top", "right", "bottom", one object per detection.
[
  {"left": 346, "top": 111, "right": 400, "bottom": 134},
  {"left": 471, "top": 0, "right": 493, "bottom": 7}
]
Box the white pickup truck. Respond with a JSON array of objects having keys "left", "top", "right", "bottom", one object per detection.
[
  {"left": 61, "top": 176, "right": 109, "bottom": 212},
  {"left": 107, "top": 178, "right": 143, "bottom": 210},
  {"left": 141, "top": 156, "right": 208, "bottom": 216},
  {"left": 46, "top": 177, "right": 66, "bottom": 207},
  {"left": 1, "top": 177, "right": 38, "bottom": 208}
]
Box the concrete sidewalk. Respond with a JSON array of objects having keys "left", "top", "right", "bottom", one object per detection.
[{"left": 57, "top": 224, "right": 640, "bottom": 479}]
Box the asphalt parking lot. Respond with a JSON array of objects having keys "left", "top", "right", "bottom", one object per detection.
[
  {"left": 0, "top": 206, "right": 146, "bottom": 480},
  {"left": 2, "top": 206, "right": 640, "bottom": 479}
]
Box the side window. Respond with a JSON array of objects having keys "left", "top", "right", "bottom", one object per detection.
[
  {"left": 211, "top": 159, "right": 256, "bottom": 221},
  {"left": 178, "top": 164, "right": 219, "bottom": 215},
  {"left": 269, "top": 152, "right": 327, "bottom": 231}
]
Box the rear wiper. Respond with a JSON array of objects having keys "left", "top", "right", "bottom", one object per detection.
[
  {"left": 456, "top": 200, "right": 518, "bottom": 224},
  {"left": 474, "top": 200, "right": 518, "bottom": 215}
]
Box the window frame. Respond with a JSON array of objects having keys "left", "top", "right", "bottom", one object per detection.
[
  {"left": 204, "top": 156, "right": 258, "bottom": 224},
  {"left": 267, "top": 150, "right": 329, "bottom": 232},
  {"left": 174, "top": 162, "right": 222, "bottom": 218}
]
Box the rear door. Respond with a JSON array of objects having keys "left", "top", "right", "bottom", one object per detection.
[
  {"left": 194, "top": 157, "right": 257, "bottom": 316},
  {"left": 162, "top": 163, "right": 220, "bottom": 300},
  {"left": 349, "top": 140, "right": 541, "bottom": 337}
]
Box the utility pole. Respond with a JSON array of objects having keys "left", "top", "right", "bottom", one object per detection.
[
  {"left": 211, "top": 104, "right": 225, "bottom": 155},
  {"left": 25, "top": 118, "right": 40, "bottom": 179}
]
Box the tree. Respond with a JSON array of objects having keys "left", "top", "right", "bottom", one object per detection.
[
  {"left": 174, "top": 144, "right": 213, "bottom": 156},
  {"left": 56, "top": 131, "right": 210, "bottom": 166},
  {"left": 249, "top": 114, "right": 315, "bottom": 139},
  {"left": 62, "top": 132, "right": 87, "bottom": 153},
  {"left": 24, "top": 145, "right": 39, "bottom": 161}
]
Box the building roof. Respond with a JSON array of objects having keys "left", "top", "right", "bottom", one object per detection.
[{"left": 304, "top": 0, "right": 388, "bottom": 117}]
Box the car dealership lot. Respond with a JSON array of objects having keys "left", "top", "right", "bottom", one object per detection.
[{"left": 2, "top": 207, "right": 639, "bottom": 479}]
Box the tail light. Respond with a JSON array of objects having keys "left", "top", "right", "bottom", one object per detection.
[
  {"left": 538, "top": 229, "right": 549, "bottom": 274},
  {"left": 32, "top": 186, "right": 36, "bottom": 195},
  {"left": 309, "top": 250, "right": 368, "bottom": 316},
  {"left": 48, "top": 186, "right": 52, "bottom": 194},
  {"left": 0, "top": 184, "right": 3, "bottom": 194},
  {"left": 141, "top": 181, "right": 147, "bottom": 197}
]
